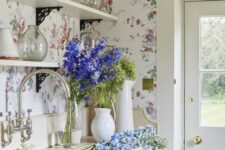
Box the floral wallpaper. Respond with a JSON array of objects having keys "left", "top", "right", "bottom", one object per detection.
[
  {"left": 95, "top": 0, "right": 157, "bottom": 122},
  {"left": 0, "top": 0, "right": 157, "bottom": 122},
  {"left": 0, "top": 0, "right": 79, "bottom": 120}
]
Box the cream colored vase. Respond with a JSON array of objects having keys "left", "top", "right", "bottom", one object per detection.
[{"left": 116, "top": 80, "right": 135, "bottom": 132}]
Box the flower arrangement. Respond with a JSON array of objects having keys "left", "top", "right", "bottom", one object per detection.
[
  {"left": 85, "top": 125, "right": 167, "bottom": 150},
  {"left": 62, "top": 37, "right": 126, "bottom": 144},
  {"left": 63, "top": 38, "right": 123, "bottom": 104},
  {"left": 63, "top": 37, "right": 136, "bottom": 108}
]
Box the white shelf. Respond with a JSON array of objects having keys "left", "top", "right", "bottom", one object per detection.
[
  {"left": 12, "top": 0, "right": 118, "bottom": 21},
  {"left": 0, "top": 60, "right": 60, "bottom": 68}
]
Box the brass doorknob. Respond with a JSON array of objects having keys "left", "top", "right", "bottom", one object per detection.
[{"left": 193, "top": 136, "right": 202, "bottom": 145}]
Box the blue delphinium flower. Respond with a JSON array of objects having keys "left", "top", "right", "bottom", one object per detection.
[{"left": 63, "top": 38, "right": 123, "bottom": 103}]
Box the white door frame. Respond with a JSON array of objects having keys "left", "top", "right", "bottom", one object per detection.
[{"left": 157, "top": 0, "right": 185, "bottom": 150}]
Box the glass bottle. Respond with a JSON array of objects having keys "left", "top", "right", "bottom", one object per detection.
[
  {"left": 88, "top": 0, "right": 102, "bottom": 10},
  {"left": 80, "top": 23, "right": 100, "bottom": 49},
  {"left": 18, "top": 25, "right": 48, "bottom": 61}
]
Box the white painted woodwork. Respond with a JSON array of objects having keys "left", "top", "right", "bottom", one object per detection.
[
  {"left": 185, "top": 1, "right": 225, "bottom": 150},
  {"left": 12, "top": 0, "right": 118, "bottom": 21},
  {"left": 0, "top": 60, "right": 59, "bottom": 68}
]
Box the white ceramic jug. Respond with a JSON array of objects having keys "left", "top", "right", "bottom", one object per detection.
[{"left": 91, "top": 108, "right": 115, "bottom": 142}]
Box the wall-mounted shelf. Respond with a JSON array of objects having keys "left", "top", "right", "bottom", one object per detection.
[
  {"left": 13, "top": 0, "right": 118, "bottom": 21},
  {"left": 0, "top": 60, "right": 59, "bottom": 68}
]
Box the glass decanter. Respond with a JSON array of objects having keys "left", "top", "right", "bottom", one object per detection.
[{"left": 18, "top": 25, "right": 48, "bottom": 61}]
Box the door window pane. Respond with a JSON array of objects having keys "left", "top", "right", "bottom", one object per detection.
[
  {"left": 200, "top": 17, "right": 225, "bottom": 127},
  {"left": 200, "top": 72, "right": 225, "bottom": 126},
  {"left": 200, "top": 17, "right": 225, "bottom": 69}
]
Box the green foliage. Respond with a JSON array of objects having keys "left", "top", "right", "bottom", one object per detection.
[
  {"left": 201, "top": 73, "right": 225, "bottom": 100},
  {"left": 144, "top": 136, "right": 167, "bottom": 150},
  {"left": 94, "top": 56, "right": 136, "bottom": 108},
  {"left": 120, "top": 57, "right": 136, "bottom": 80},
  {"left": 69, "top": 77, "right": 91, "bottom": 104},
  {"left": 95, "top": 62, "right": 125, "bottom": 108}
]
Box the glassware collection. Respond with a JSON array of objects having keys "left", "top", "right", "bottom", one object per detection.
[{"left": 73, "top": 0, "right": 113, "bottom": 14}]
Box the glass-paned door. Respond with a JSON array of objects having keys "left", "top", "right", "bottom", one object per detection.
[{"left": 185, "top": 1, "right": 225, "bottom": 150}]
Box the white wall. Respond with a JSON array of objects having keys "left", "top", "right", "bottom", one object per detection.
[
  {"left": 157, "top": 0, "right": 175, "bottom": 149},
  {"left": 157, "top": 0, "right": 184, "bottom": 150}
]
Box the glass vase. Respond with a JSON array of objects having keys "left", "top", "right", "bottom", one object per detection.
[
  {"left": 61, "top": 100, "right": 74, "bottom": 148},
  {"left": 72, "top": 102, "right": 84, "bottom": 145},
  {"left": 18, "top": 25, "right": 48, "bottom": 61},
  {"left": 88, "top": 0, "right": 102, "bottom": 10},
  {"left": 80, "top": 23, "right": 100, "bottom": 49}
]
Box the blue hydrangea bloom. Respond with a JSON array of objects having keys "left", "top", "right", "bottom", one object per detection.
[{"left": 91, "top": 125, "right": 158, "bottom": 150}]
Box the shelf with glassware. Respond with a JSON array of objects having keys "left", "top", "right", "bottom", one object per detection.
[
  {"left": 0, "top": 22, "right": 59, "bottom": 68},
  {"left": 12, "top": 0, "right": 118, "bottom": 21}
]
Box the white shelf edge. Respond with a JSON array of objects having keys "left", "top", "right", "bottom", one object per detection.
[
  {"left": 0, "top": 60, "right": 60, "bottom": 68},
  {"left": 13, "top": 0, "right": 118, "bottom": 21},
  {"left": 57, "top": 0, "right": 118, "bottom": 21}
]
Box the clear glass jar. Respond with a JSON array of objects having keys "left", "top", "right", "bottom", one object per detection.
[
  {"left": 18, "top": 25, "right": 48, "bottom": 61},
  {"left": 88, "top": 0, "right": 102, "bottom": 10},
  {"left": 80, "top": 23, "right": 100, "bottom": 49}
]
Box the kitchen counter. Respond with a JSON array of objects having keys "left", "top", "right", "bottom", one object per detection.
[
  {"left": 45, "top": 145, "right": 143, "bottom": 150},
  {"left": 44, "top": 143, "right": 93, "bottom": 150},
  {"left": 44, "top": 136, "right": 94, "bottom": 150},
  {"left": 44, "top": 136, "right": 143, "bottom": 150}
]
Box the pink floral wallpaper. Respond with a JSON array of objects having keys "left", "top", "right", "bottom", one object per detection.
[
  {"left": 0, "top": 0, "right": 79, "bottom": 119},
  {"left": 95, "top": 0, "right": 157, "bottom": 122},
  {"left": 0, "top": 0, "right": 157, "bottom": 122}
]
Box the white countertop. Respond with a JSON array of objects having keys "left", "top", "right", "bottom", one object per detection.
[
  {"left": 44, "top": 136, "right": 143, "bottom": 150},
  {"left": 45, "top": 145, "right": 143, "bottom": 150},
  {"left": 45, "top": 143, "right": 93, "bottom": 150},
  {"left": 44, "top": 136, "right": 94, "bottom": 150}
]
